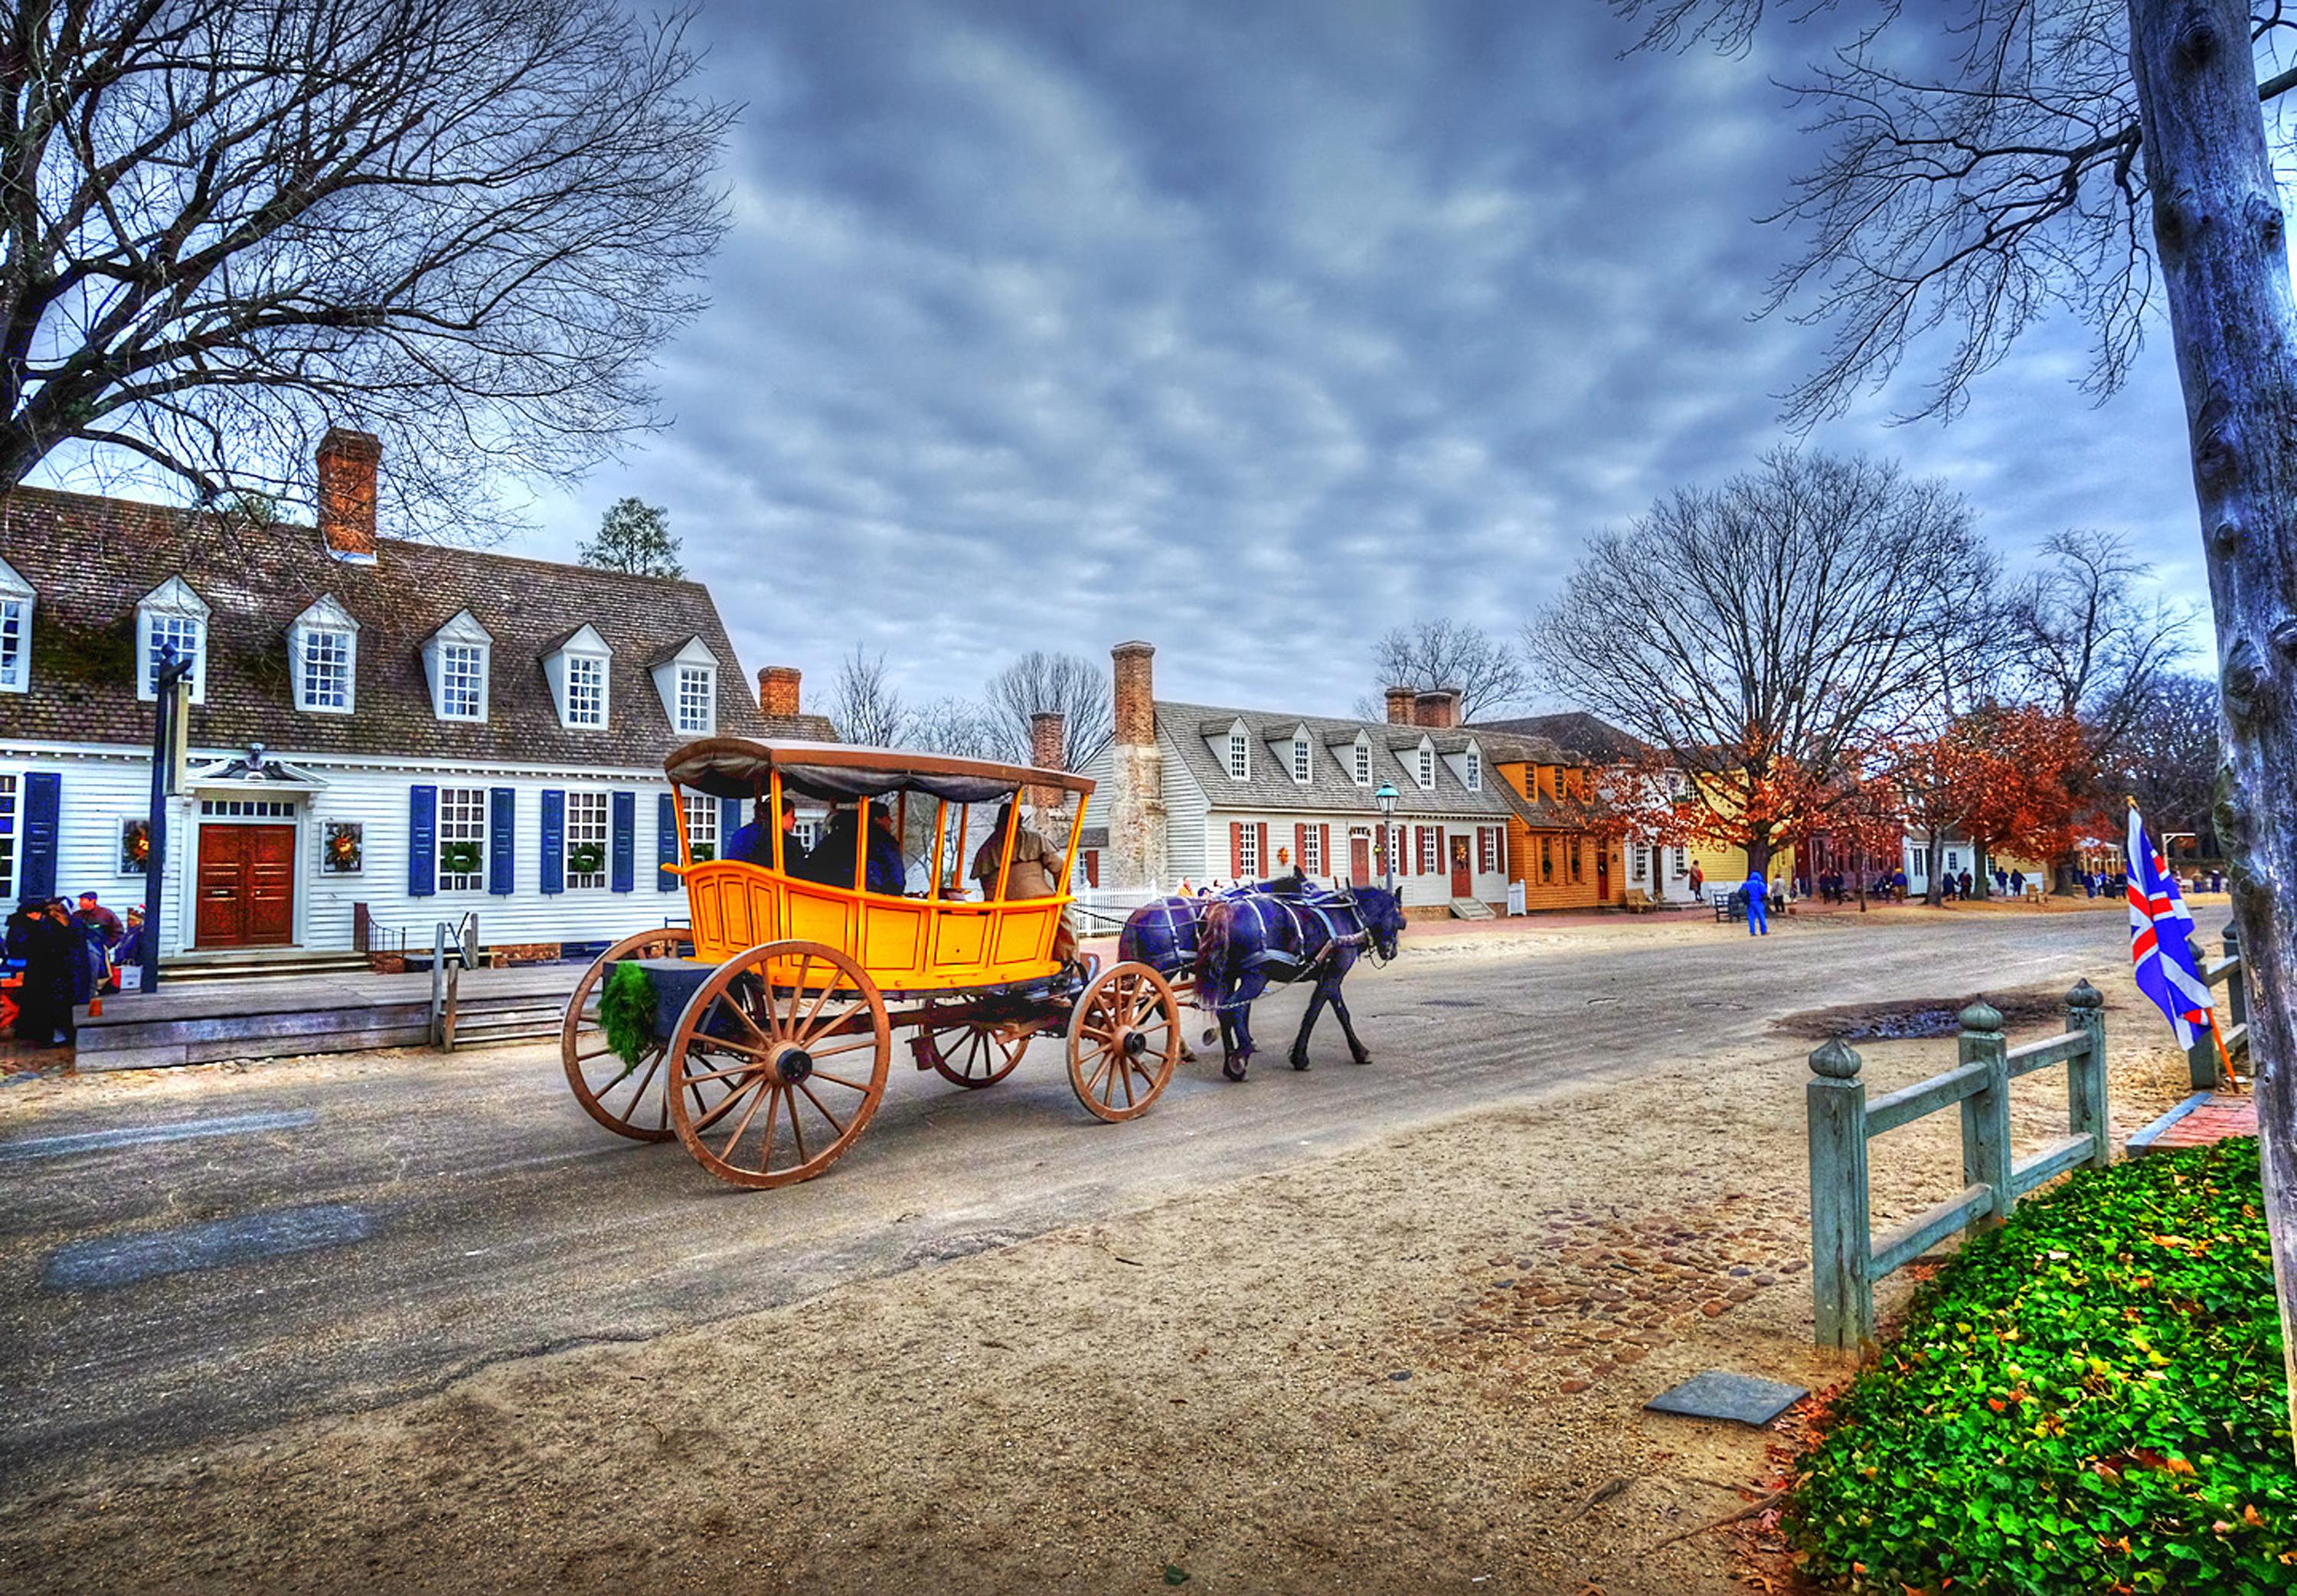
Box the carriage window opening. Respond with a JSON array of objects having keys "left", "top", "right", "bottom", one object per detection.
[
  {"left": 438, "top": 788, "right": 487, "bottom": 891},
  {"left": 0, "top": 596, "right": 27, "bottom": 691},
  {"left": 1300, "top": 828, "right": 1322, "bottom": 874},
  {"left": 439, "top": 644, "right": 486, "bottom": 720},
  {"left": 1237, "top": 825, "right": 1259, "bottom": 876},
  {"left": 681, "top": 794, "right": 717, "bottom": 861},
  {"left": 564, "top": 655, "right": 606, "bottom": 728},
  {"left": 1465, "top": 748, "right": 1482, "bottom": 791},
  {"left": 1227, "top": 732, "right": 1249, "bottom": 781},
  {"left": 299, "top": 628, "right": 352, "bottom": 712},
  {"left": 1351, "top": 740, "right": 1371, "bottom": 786},
  {"left": 675, "top": 666, "right": 714, "bottom": 733},
  {"left": 1290, "top": 738, "right": 1310, "bottom": 783},
  {"left": 0, "top": 774, "right": 15, "bottom": 902},
  {"left": 565, "top": 792, "right": 609, "bottom": 889}
]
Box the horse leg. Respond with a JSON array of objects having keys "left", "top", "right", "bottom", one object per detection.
[
  {"left": 1222, "top": 970, "right": 1268, "bottom": 1082},
  {"left": 1290, "top": 973, "right": 1328, "bottom": 1071},
  {"left": 1326, "top": 954, "right": 1372, "bottom": 1064}
]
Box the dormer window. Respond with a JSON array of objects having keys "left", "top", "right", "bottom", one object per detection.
[
  {"left": 1351, "top": 735, "right": 1372, "bottom": 787},
  {"left": 0, "top": 555, "right": 30, "bottom": 694},
  {"left": 1289, "top": 728, "right": 1312, "bottom": 784},
  {"left": 1464, "top": 743, "right": 1482, "bottom": 792},
  {"left": 1226, "top": 722, "right": 1250, "bottom": 781},
  {"left": 290, "top": 596, "right": 358, "bottom": 715},
  {"left": 1416, "top": 739, "right": 1436, "bottom": 790},
  {"left": 650, "top": 636, "right": 719, "bottom": 735},
  {"left": 137, "top": 576, "right": 209, "bottom": 703},
  {"left": 545, "top": 624, "right": 612, "bottom": 731},
  {"left": 423, "top": 609, "right": 492, "bottom": 723}
]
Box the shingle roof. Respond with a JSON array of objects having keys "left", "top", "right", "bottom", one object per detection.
[
  {"left": 1472, "top": 710, "right": 1649, "bottom": 764},
  {"left": 0, "top": 485, "right": 777, "bottom": 765},
  {"left": 1157, "top": 700, "right": 1520, "bottom": 819}
]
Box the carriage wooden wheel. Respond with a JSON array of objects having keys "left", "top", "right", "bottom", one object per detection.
[
  {"left": 1066, "top": 961, "right": 1181, "bottom": 1122},
  {"left": 561, "top": 926, "right": 695, "bottom": 1141},
  {"left": 917, "top": 1020, "right": 1032, "bottom": 1089},
  {"left": 665, "top": 939, "right": 891, "bottom": 1188}
]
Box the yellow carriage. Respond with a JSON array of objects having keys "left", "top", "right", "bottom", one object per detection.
[{"left": 559, "top": 738, "right": 1183, "bottom": 1187}]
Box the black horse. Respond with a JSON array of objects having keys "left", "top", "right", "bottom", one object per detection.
[{"left": 1128, "top": 880, "right": 1401, "bottom": 1081}]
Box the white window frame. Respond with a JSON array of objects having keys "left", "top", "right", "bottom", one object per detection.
[
  {"left": 423, "top": 611, "right": 492, "bottom": 723},
  {"left": 1671, "top": 845, "right": 1688, "bottom": 873},
  {"left": 299, "top": 627, "right": 352, "bottom": 713},
  {"left": 1415, "top": 739, "right": 1436, "bottom": 791},
  {"left": 1300, "top": 826, "right": 1322, "bottom": 874},
  {"left": 565, "top": 654, "right": 607, "bottom": 729},
  {"left": 1237, "top": 823, "right": 1260, "bottom": 876},
  {"left": 1351, "top": 736, "right": 1371, "bottom": 787},
  {"left": 675, "top": 664, "right": 715, "bottom": 734},
  {"left": 1290, "top": 736, "right": 1311, "bottom": 784},
  {"left": 1464, "top": 745, "right": 1482, "bottom": 792},
  {"left": 441, "top": 645, "right": 486, "bottom": 720},
  {"left": 136, "top": 576, "right": 209, "bottom": 703},
  {"left": 438, "top": 786, "right": 488, "bottom": 893},
  {"left": 564, "top": 791, "right": 609, "bottom": 889},
  {"left": 1419, "top": 828, "right": 1440, "bottom": 875},
  {"left": 0, "top": 772, "right": 15, "bottom": 902},
  {"left": 289, "top": 596, "right": 360, "bottom": 716},
  {"left": 681, "top": 793, "right": 720, "bottom": 862},
  {"left": 650, "top": 636, "right": 719, "bottom": 733},
  {"left": 1227, "top": 726, "right": 1250, "bottom": 782},
  {"left": 0, "top": 555, "right": 31, "bottom": 694}
]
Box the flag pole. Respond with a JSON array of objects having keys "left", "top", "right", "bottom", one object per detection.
[{"left": 2209, "top": 1007, "right": 2240, "bottom": 1091}]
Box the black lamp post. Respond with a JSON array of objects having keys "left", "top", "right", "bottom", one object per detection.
[
  {"left": 1374, "top": 782, "right": 1399, "bottom": 895},
  {"left": 141, "top": 644, "right": 194, "bottom": 994}
]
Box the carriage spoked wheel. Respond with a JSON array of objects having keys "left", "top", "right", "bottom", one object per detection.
[
  {"left": 665, "top": 940, "right": 891, "bottom": 1188},
  {"left": 919, "top": 1022, "right": 1032, "bottom": 1089},
  {"left": 561, "top": 927, "right": 695, "bottom": 1142},
  {"left": 1066, "top": 961, "right": 1181, "bottom": 1123}
]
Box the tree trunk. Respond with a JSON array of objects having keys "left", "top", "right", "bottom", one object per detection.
[
  {"left": 1972, "top": 840, "right": 1991, "bottom": 899},
  {"left": 1925, "top": 829, "right": 1945, "bottom": 906},
  {"left": 2128, "top": 0, "right": 2297, "bottom": 1454}
]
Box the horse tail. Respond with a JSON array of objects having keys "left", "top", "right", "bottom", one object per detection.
[{"left": 1193, "top": 899, "right": 1234, "bottom": 1013}]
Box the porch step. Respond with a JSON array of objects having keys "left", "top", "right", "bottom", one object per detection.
[
  {"left": 443, "top": 994, "right": 569, "bottom": 1048},
  {"left": 1449, "top": 898, "right": 1495, "bottom": 921},
  {"left": 157, "top": 951, "right": 373, "bottom": 985}
]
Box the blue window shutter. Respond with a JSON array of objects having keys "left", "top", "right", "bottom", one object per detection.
[
  {"left": 720, "top": 797, "right": 741, "bottom": 855},
  {"left": 488, "top": 788, "right": 515, "bottom": 896},
  {"left": 21, "top": 772, "right": 60, "bottom": 899},
  {"left": 539, "top": 790, "right": 564, "bottom": 896},
  {"left": 407, "top": 785, "right": 437, "bottom": 898},
  {"left": 657, "top": 792, "right": 680, "bottom": 890},
  {"left": 610, "top": 791, "right": 636, "bottom": 893}
]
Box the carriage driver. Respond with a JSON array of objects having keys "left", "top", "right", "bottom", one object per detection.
[{"left": 970, "top": 802, "right": 1077, "bottom": 966}]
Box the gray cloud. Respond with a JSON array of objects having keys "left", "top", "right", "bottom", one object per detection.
[{"left": 518, "top": 0, "right": 2214, "bottom": 718}]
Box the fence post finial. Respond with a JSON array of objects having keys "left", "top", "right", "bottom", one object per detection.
[
  {"left": 1809, "top": 1035, "right": 1864, "bottom": 1079},
  {"left": 2065, "top": 978, "right": 2103, "bottom": 1011}
]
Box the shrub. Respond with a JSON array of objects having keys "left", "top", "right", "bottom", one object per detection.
[{"left": 1792, "top": 1139, "right": 2295, "bottom": 1594}]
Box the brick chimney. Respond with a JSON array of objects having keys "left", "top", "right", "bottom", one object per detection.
[
  {"left": 1107, "top": 641, "right": 1168, "bottom": 889},
  {"left": 1384, "top": 685, "right": 1415, "bottom": 725},
  {"left": 317, "top": 428, "right": 381, "bottom": 563},
  {"left": 759, "top": 665, "right": 802, "bottom": 720},
  {"left": 1412, "top": 688, "right": 1462, "bottom": 729},
  {"left": 1029, "top": 710, "right": 1066, "bottom": 813}
]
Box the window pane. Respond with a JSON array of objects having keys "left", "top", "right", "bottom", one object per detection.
[
  {"left": 681, "top": 794, "right": 719, "bottom": 861},
  {"left": 567, "top": 656, "right": 605, "bottom": 726},
  {"left": 0, "top": 599, "right": 23, "bottom": 688},
  {"left": 442, "top": 645, "right": 485, "bottom": 718},
  {"left": 566, "top": 791, "right": 608, "bottom": 887},
  {"left": 148, "top": 615, "right": 201, "bottom": 694},
  {"left": 677, "top": 667, "right": 714, "bottom": 732},
  {"left": 301, "top": 629, "right": 349, "bottom": 709},
  {"left": 438, "top": 787, "right": 488, "bottom": 890}
]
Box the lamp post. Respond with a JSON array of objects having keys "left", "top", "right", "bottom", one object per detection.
[
  {"left": 142, "top": 643, "right": 194, "bottom": 994},
  {"left": 1374, "top": 782, "right": 1399, "bottom": 896}
]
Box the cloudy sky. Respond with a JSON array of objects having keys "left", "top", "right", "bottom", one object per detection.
[{"left": 519, "top": 0, "right": 2205, "bottom": 720}]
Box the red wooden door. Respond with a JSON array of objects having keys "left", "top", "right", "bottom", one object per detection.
[
  {"left": 196, "top": 824, "right": 296, "bottom": 948},
  {"left": 1448, "top": 834, "right": 1472, "bottom": 896},
  {"left": 1596, "top": 847, "right": 1610, "bottom": 901},
  {"left": 1350, "top": 833, "right": 1371, "bottom": 884}
]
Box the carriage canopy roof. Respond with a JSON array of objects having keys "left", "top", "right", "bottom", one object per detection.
[{"left": 664, "top": 737, "right": 1096, "bottom": 806}]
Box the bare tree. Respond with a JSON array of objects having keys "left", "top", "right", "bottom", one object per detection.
[
  {"left": 1368, "top": 618, "right": 1528, "bottom": 722},
  {"left": 1612, "top": 0, "right": 2297, "bottom": 1459},
  {"left": 828, "top": 647, "right": 907, "bottom": 748},
  {"left": 2006, "top": 530, "right": 2193, "bottom": 756},
  {"left": 983, "top": 651, "right": 1112, "bottom": 770},
  {"left": 906, "top": 695, "right": 1005, "bottom": 761},
  {"left": 1525, "top": 449, "right": 1985, "bottom": 875},
  {"left": 2111, "top": 672, "right": 2224, "bottom": 855},
  {"left": 0, "top": 0, "right": 733, "bottom": 538}
]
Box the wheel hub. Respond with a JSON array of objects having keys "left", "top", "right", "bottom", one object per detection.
[
  {"left": 774, "top": 1044, "right": 815, "bottom": 1085},
  {"left": 1122, "top": 1029, "right": 1149, "bottom": 1058}
]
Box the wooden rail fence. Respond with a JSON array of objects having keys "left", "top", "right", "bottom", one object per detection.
[
  {"left": 1806, "top": 981, "right": 2107, "bottom": 1351},
  {"left": 2185, "top": 925, "right": 2251, "bottom": 1089}
]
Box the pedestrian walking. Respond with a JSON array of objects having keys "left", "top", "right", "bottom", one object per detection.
[
  {"left": 1743, "top": 863, "right": 1769, "bottom": 937},
  {"left": 8, "top": 899, "right": 80, "bottom": 1046},
  {"left": 2009, "top": 868, "right": 2025, "bottom": 896},
  {"left": 1688, "top": 861, "right": 1704, "bottom": 900},
  {"left": 1959, "top": 869, "right": 1973, "bottom": 899}
]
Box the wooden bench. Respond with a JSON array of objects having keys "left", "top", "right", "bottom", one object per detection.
[{"left": 1622, "top": 888, "right": 1655, "bottom": 913}]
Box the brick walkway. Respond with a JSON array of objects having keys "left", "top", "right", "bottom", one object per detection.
[{"left": 2129, "top": 1091, "right": 2258, "bottom": 1156}]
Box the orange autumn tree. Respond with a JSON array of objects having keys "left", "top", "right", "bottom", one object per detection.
[{"left": 1882, "top": 707, "right": 2088, "bottom": 902}]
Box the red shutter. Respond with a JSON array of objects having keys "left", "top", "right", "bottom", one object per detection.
[
  {"left": 1318, "top": 824, "right": 1330, "bottom": 878},
  {"left": 1230, "top": 821, "right": 1243, "bottom": 879},
  {"left": 1295, "top": 822, "right": 1306, "bottom": 871},
  {"left": 1085, "top": 850, "right": 1100, "bottom": 888},
  {"left": 1256, "top": 824, "right": 1268, "bottom": 879}
]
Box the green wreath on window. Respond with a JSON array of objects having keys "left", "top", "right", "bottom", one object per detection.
[
  {"left": 567, "top": 842, "right": 606, "bottom": 877},
  {"left": 439, "top": 840, "right": 484, "bottom": 876}
]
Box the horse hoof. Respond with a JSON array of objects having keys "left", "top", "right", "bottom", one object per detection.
[
  {"left": 1201, "top": 1028, "right": 1220, "bottom": 1048},
  {"left": 1351, "top": 1053, "right": 1373, "bottom": 1066},
  {"left": 1290, "top": 1055, "right": 1311, "bottom": 1072},
  {"left": 1222, "top": 1057, "right": 1249, "bottom": 1082}
]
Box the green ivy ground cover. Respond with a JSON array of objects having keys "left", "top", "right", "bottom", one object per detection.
[{"left": 1792, "top": 1138, "right": 2295, "bottom": 1594}]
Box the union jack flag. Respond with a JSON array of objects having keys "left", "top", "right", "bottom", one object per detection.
[{"left": 2126, "top": 806, "right": 2213, "bottom": 1049}]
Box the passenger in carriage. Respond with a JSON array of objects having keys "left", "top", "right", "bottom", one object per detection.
[
  {"left": 797, "top": 800, "right": 905, "bottom": 896},
  {"left": 726, "top": 794, "right": 800, "bottom": 868},
  {"left": 971, "top": 802, "right": 1078, "bottom": 965}
]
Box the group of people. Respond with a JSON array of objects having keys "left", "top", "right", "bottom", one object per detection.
[{"left": 5, "top": 892, "right": 141, "bottom": 1048}]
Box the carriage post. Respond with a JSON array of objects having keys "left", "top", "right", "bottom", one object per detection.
[{"left": 928, "top": 799, "right": 948, "bottom": 900}]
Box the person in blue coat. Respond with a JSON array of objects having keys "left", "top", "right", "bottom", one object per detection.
[{"left": 1743, "top": 864, "right": 1770, "bottom": 937}]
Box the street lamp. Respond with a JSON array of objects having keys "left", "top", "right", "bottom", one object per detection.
[
  {"left": 142, "top": 642, "right": 195, "bottom": 994},
  {"left": 1374, "top": 782, "right": 1399, "bottom": 894}
]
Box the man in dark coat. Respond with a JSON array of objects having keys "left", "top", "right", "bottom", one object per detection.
[{"left": 8, "top": 899, "right": 82, "bottom": 1046}]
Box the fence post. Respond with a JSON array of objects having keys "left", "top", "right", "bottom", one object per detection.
[
  {"left": 2183, "top": 933, "right": 2222, "bottom": 1088},
  {"left": 429, "top": 920, "right": 448, "bottom": 1047},
  {"left": 1807, "top": 1036, "right": 1872, "bottom": 1351},
  {"left": 2065, "top": 979, "right": 2109, "bottom": 1169},
  {"left": 1958, "top": 1000, "right": 2012, "bottom": 1229},
  {"left": 2223, "top": 924, "right": 2247, "bottom": 1033}
]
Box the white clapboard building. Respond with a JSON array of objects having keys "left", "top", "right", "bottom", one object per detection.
[
  {"left": 0, "top": 430, "right": 830, "bottom": 969},
  {"left": 1073, "top": 641, "right": 1518, "bottom": 915}
]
